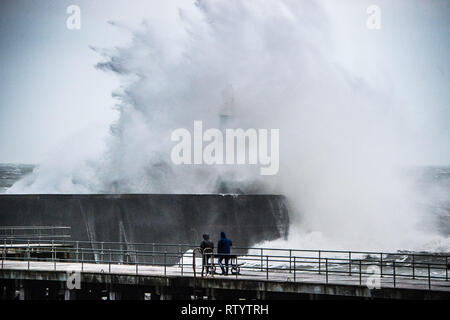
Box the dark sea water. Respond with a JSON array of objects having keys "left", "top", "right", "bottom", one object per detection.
[{"left": 0, "top": 164, "right": 34, "bottom": 193}]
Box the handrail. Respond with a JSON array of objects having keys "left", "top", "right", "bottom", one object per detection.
[
  {"left": 1, "top": 240, "right": 449, "bottom": 291},
  {"left": 0, "top": 226, "right": 71, "bottom": 240},
  {"left": 0, "top": 226, "right": 71, "bottom": 230},
  {"left": 1, "top": 238, "right": 449, "bottom": 259}
]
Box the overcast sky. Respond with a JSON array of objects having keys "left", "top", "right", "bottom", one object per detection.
[{"left": 0, "top": 0, "right": 449, "bottom": 165}]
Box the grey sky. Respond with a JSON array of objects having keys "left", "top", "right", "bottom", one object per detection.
[{"left": 0, "top": 0, "right": 449, "bottom": 164}]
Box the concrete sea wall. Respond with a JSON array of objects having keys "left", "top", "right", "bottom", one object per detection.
[{"left": 0, "top": 194, "right": 289, "bottom": 250}]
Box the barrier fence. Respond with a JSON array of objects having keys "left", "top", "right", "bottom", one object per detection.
[
  {"left": 0, "top": 238, "right": 449, "bottom": 290},
  {"left": 0, "top": 226, "right": 71, "bottom": 240}
]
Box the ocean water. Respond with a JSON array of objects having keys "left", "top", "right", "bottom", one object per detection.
[
  {"left": 0, "top": 164, "right": 34, "bottom": 193},
  {"left": 409, "top": 166, "right": 450, "bottom": 237}
]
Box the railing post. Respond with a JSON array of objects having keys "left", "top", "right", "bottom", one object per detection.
[
  {"left": 152, "top": 243, "right": 155, "bottom": 265},
  {"left": 2, "top": 239, "right": 5, "bottom": 270},
  {"left": 211, "top": 252, "right": 215, "bottom": 276},
  {"left": 235, "top": 256, "right": 238, "bottom": 279},
  {"left": 318, "top": 250, "right": 321, "bottom": 274},
  {"left": 325, "top": 258, "right": 328, "bottom": 284},
  {"left": 181, "top": 252, "right": 184, "bottom": 276},
  {"left": 27, "top": 240, "right": 30, "bottom": 271},
  {"left": 192, "top": 249, "right": 196, "bottom": 278},
  {"left": 266, "top": 256, "right": 269, "bottom": 280},
  {"left": 101, "top": 242, "right": 104, "bottom": 263},
  {"left": 164, "top": 250, "right": 167, "bottom": 277},
  {"left": 289, "top": 249, "right": 292, "bottom": 273},
  {"left": 393, "top": 260, "right": 396, "bottom": 288},
  {"left": 446, "top": 256, "right": 448, "bottom": 281},
  {"left": 359, "top": 260, "right": 362, "bottom": 285},
  {"left": 81, "top": 248, "right": 84, "bottom": 272},
  {"left": 136, "top": 251, "right": 138, "bottom": 275},
  {"left": 380, "top": 253, "right": 383, "bottom": 277},
  {"left": 261, "top": 248, "right": 263, "bottom": 272},
  {"left": 76, "top": 241, "right": 79, "bottom": 263},
  {"left": 294, "top": 256, "right": 296, "bottom": 282},
  {"left": 109, "top": 249, "right": 111, "bottom": 273},
  {"left": 349, "top": 252, "right": 352, "bottom": 276},
  {"left": 53, "top": 240, "right": 56, "bottom": 271},
  {"left": 412, "top": 254, "right": 415, "bottom": 279},
  {"left": 428, "top": 263, "right": 431, "bottom": 290}
]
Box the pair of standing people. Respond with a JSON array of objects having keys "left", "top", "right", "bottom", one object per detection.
[{"left": 200, "top": 232, "right": 233, "bottom": 275}]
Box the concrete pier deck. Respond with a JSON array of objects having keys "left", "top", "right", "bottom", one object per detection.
[{"left": 1, "top": 259, "right": 449, "bottom": 300}]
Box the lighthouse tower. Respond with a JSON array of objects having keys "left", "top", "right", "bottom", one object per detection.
[
  {"left": 219, "top": 83, "right": 236, "bottom": 130},
  {"left": 215, "top": 84, "right": 243, "bottom": 194}
]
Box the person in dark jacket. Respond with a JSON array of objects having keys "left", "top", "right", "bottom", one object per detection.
[
  {"left": 200, "top": 234, "right": 214, "bottom": 273},
  {"left": 217, "top": 232, "right": 232, "bottom": 275}
]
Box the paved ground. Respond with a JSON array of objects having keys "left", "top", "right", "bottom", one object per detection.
[{"left": 1, "top": 259, "right": 449, "bottom": 292}]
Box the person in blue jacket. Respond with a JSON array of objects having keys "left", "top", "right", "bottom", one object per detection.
[{"left": 217, "top": 231, "right": 232, "bottom": 275}]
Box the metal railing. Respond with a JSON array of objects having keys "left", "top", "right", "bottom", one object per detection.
[
  {"left": 200, "top": 250, "right": 449, "bottom": 289},
  {"left": 0, "top": 238, "right": 449, "bottom": 291},
  {"left": 0, "top": 226, "right": 71, "bottom": 240}
]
